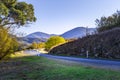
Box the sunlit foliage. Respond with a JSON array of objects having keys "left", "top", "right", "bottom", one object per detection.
[
  {"left": 0, "top": 26, "right": 18, "bottom": 60},
  {"left": 45, "top": 36, "right": 66, "bottom": 51}
]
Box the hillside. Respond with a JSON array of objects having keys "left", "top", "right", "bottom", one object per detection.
[
  {"left": 26, "top": 32, "right": 54, "bottom": 39},
  {"left": 18, "top": 37, "right": 47, "bottom": 44},
  {"left": 61, "top": 27, "right": 96, "bottom": 39},
  {"left": 18, "top": 32, "right": 56, "bottom": 44},
  {"left": 50, "top": 28, "right": 120, "bottom": 59}
]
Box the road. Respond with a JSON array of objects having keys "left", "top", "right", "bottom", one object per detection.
[{"left": 24, "top": 50, "right": 120, "bottom": 71}]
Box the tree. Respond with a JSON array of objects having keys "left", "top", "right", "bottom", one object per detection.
[
  {"left": 31, "top": 42, "right": 38, "bottom": 49},
  {"left": 0, "top": 26, "right": 18, "bottom": 60},
  {"left": 0, "top": 0, "right": 36, "bottom": 60},
  {"left": 38, "top": 42, "right": 45, "bottom": 49},
  {"left": 45, "top": 36, "right": 66, "bottom": 51},
  {"left": 0, "top": 0, "right": 36, "bottom": 28},
  {"left": 96, "top": 11, "right": 120, "bottom": 32},
  {"left": 28, "top": 42, "right": 45, "bottom": 49}
]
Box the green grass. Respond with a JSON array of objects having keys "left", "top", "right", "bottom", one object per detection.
[{"left": 0, "top": 56, "right": 120, "bottom": 80}]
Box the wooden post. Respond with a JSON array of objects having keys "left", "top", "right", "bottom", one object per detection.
[{"left": 86, "top": 50, "right": 89, "bottom": 58}]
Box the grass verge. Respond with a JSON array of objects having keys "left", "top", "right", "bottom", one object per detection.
[{"left": 0, "top": 56, "right": 120, "bottom": 80}]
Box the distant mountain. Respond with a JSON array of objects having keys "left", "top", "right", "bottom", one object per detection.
[
  {"left": 19, "top": 37, "right": 47, "bottom": 43},
  {"left": 19, "top": 32, "right": 56, "bottom": 44},
  {"left": 26, "top": 32, "right": 53, "bottom": 39},
  {"left": 61, "top": 27, "right": 96, "bottom": 39}
]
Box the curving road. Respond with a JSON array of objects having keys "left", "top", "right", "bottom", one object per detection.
[{"left": 24, "top": 50, "right": 120, "bottom": 71}]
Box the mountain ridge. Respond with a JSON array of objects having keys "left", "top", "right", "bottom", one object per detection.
[
  {"left": 61, "top": 27, "right": 96, "bottom": 39},
  {"left": 26, "top": 32, "right": 55, "bottom": 39},
  {"left": 20, "top": 27, "right": 96, "bottom": 43}
]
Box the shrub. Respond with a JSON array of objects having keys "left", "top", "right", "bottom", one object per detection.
[{"left": 45, "top": 36, "right": 66, "bottom": 51}]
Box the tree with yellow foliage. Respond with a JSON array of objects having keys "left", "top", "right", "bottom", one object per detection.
[
  {"left": 0, "top": 26, "right": 18, "bottom": 60},
  {"left": 45, "top": 36, "right": 66, "bottom": 51}
]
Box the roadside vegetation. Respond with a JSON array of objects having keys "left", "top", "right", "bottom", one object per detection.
[
  {"left": 0, "top": 26, "right": 19, "bottom": 60},
  {"left": 0, "top": 56, "right": 120, "bottom": 80},
  {"left": 28, "top": 36, "right": 66, "bottom": 51}
]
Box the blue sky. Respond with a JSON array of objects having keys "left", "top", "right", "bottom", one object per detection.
[{"left": 17, "top": 0, "right": 120, "bottom": 35}]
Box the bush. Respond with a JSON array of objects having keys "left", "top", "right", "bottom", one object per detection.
[{"left": 45, "top": 36, "right": 66, "bottom": 51}]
